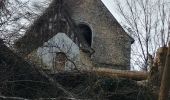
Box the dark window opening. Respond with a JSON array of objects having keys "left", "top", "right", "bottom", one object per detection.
[{"left": 78, "top": 24, "right": 92, "bottom": 46}]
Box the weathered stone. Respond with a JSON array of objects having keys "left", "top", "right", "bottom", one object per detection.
[
  {"left": 15, "top": 0, "right": 134, "bottom": 70},
  {"left": 65, "top": 0, "right": 133, "bottom": 69}
]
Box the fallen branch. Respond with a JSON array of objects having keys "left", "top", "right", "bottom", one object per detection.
[
  {"left": 83, "top": 67, "right": 148, "bottom": 81},
  {"left": 36, "top": 66, "right": 76, "bottom": 98},
  {"left": 0, "top": 40, "right": 76, "bottom": 99},
  {"left": 0, "top": 95, "right": 30, "bottom": 100}
]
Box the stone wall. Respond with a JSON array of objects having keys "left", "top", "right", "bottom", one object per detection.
[
  {"left": 15, "top": 0, "right": 133, "bottom": 70},
  {"left": 64, "top": 0, "right": 133, "bottom": 70}
]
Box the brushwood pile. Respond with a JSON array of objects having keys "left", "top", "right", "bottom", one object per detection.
[{"left": 0, "top": 41, "right": 154, "bottom": 100}]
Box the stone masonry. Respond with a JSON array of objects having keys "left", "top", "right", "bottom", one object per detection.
[
  {"left": 64, "top": 0, "right": 134, "bottom": 70},
  {"left": 15, "top": 0, "right": 134, "bottom": 70}
]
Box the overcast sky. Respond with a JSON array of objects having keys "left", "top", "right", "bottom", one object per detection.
[
  {"left": 21, "top": 0, "right": 121, "bottom": 24},
  {"left": 102, "top": 0, "right": 121, "bottom": 21}
]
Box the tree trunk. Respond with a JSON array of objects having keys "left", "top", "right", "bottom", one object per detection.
[
  {"left": 159, "top": 42, "right": 170, "bottom": 100},
  {"left": 157, "top": 47, "right": 168, "bottom": 82},
  {"left": 84, "top": 68, "right": 148, "bottom": 81},
  {"left": 148, "top": 47, "right": 168, "bottom": 87}
]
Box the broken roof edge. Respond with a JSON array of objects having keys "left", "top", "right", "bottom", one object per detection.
[
  {"left": 14, "top": 0, "right": 70, "bottom": 56},
  {"left": 14, "top": 0, "right": 95, "bottom": 56}
]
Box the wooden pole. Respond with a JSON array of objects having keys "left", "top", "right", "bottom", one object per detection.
[
  {"left": 83, "top": 68, "right": 148, "bottom": 81},
  {"left": 159, "top": 42, "right": 170, "bottom": 100}
]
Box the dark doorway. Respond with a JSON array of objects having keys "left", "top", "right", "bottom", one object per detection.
[{"left": 78, "top": 24, "right": 92, "bottom": 46}]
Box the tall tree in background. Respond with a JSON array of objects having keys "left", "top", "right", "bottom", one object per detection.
[{"left": 114, "top": 0, "right": 170, "bottom": 71}]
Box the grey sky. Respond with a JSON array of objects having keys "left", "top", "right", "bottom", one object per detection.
[
  {"left": 102, "top": 0, "right": 120, "bottom": 21},
  {"left": 21, "top": 0, "right": 121, "bottom": 23}
]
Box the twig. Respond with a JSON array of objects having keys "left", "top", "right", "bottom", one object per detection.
[{"left": 0, "top": 95, "right": 30, "bottom": 100}]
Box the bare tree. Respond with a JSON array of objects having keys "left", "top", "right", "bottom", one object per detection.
[
  {"left": 0, "top": 0, "right": 51, "bottom": 46},
  {"left": 114, "top": 0, "right": 170, "bottom": 71}
]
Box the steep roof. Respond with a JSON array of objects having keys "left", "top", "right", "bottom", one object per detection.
[
  {"left": 14, "top": 0, "right": 133, "bottom": 56},
  {"left": 15, "top": 0, "right": 93, "bottom": 56},
  {"left": 63, "top": 0, "right": 134, "bottom": 43}
]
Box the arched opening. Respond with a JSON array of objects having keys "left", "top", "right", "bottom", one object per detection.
[
  {"left": 53, "top": 52, "right": 67, "bottom": 72},
  {"left": 78, "top": 24, "right": 92, "bottom": 46}
]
